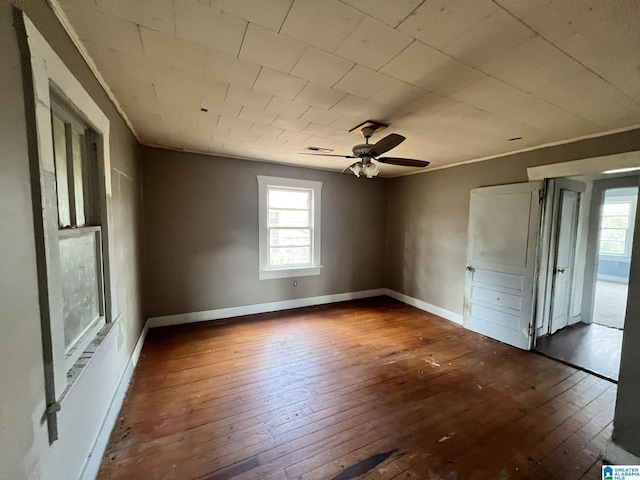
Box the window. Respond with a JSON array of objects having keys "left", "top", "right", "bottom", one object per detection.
[
  {"left": 24, "top": 12, "right": 115, "bottom": 441},
  {"left": 257, "top": 176, "right": 322, "bottom": 279},
  {"left": 599, "top": 188, "right": 638, "bottom": 257},
  {"left": 51, "top": 98, "right": 106, "bottom": 370}
]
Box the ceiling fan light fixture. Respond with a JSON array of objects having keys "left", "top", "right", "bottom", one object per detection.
[
  {"left": 363, "top": 162, "right": 379, "bottom": 178},
  {"left": 349, "top": 162, "right": 364, "bottom": 177}
]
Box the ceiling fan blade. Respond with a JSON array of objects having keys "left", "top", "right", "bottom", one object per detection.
[
  {"left": 298, "top": 153, "right": 355, "bottom": 158},
  {"left": 370, "top": 133, "right": 405, "bottom": 157},
  {"left": 376, "top": 157, "right": 430, "bottom": 167}
]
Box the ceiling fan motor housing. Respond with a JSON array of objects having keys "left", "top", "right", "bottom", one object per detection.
[{"left": 352, "top": 143, "right": 373, "bottom": 156}]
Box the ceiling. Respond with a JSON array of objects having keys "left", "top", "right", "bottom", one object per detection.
[{"left": 54, "top": 0, "right": 640, "bottom": 177}]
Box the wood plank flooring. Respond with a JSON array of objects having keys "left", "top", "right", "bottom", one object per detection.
[{"left": 98, "top": 297, "right": 616, "bottom": 480}]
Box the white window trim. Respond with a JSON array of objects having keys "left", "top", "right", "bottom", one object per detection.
[
  {"left": 24, "top": 13, "right": 115, "bottom": 411},
  {"left": 599, "top": 193, "right": 638, "bottom": 259},
  {"left": 257, "top": 176, "right": 322, "bottom": 280}
]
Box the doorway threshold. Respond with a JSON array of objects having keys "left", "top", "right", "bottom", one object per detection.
[{"left": 535, "top": 323, "right": 621, "bottom": 382}]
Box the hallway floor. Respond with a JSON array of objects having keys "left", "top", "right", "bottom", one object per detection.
[{"left": 535, "top": 323, "right": 622, "bottom": 382}]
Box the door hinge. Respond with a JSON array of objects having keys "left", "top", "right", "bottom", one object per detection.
[{"left": 538, "top": 188, "right": 546, "bottom": 203}]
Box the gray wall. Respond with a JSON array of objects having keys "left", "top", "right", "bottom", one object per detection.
[
  {"left": 142, "top": 147, "right": 388, "bottom": 318},
  {"left": 386, "top": 130, "right": 640, "bottom": 315},
  {"left": 0, "top": 1, "right": 144, "bottom": 479}
]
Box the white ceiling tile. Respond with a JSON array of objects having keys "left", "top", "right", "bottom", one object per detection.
[
  {"left": 341, "top": 0, "right": 423, "bottom": 28},
  {"left": 226, "top": 85, "right": 272, "bottom": 110},
  {"left": 218, "top": 116, "right": 254, "bottom": 133},
  {"left": 212, "top": 0, "right": 293, "bottom": 31},
  {"left": 330, "top": 94, "right": 381, "bottom": 118},
  {"left": 249, "top": 123, "right": 285, "bottom": 139},
  {"left": 108, "top": 76, "right": 157, "bottom": 104},
  {"left": 290, "top": 47, "right": 354, "bottom": 87},
  {"left": 198, "top": 100, "right": 242, "bottom": 119},
  {"left": 174, "top": 0, "right": 247, "bottom": 56},
  {"left": 370, "top": 80, "right": 427, "bottom": 109},
  {"left": 140, "top": 27, "right": 206, "bottom": 74},
  {"left": 478, "top": 37, "right": 584, "bottom": 94},
  {"left": 204, "top": 50, "right": 261, "bottom": 89},
  {"left": 279, "top": 130, "right": 312, "bottom": 143},
  {"left": 153, "top": 70, "right": 229, "bottom": 100},
  {"left": 62, "top": 3, "right": 144, "bottom": 55},
  {"left": 253, "top": 68, "right": 307, "bottom": 100},
  {"left": 330, "top": 114, "right": 362, "bottom": 131},
  {"left": 497, "top": 0, "right": 626, "bottom": 42},
  {"left": 379, "top": 41, "right": 451, "bottom": 85},
  {"left": 333, "top": 65, "right": 394, "bottom": 98},
  {"left": 299, "top": 107, "right": 343, "bottom": 126},
  {"left": 238, "top": 106, "right": 279, "bottom": 125},
  {"left": 264, "top": 97, "right": 310, "bottom": 119},
  {"left": 416, "top": 60, "right": 487, "bottom": 96},
  {"left": 272, "top": 117, "right": 311, "bottom": 132},
  {"left": 533, "top": 71, "right": 640, "bottom": 128},
  {"left": 500, "top": 98, "right": 601, "bottom": 136},
  {"left": 154, "top": 85, "right": 203, "bottom": 110},
  {"left": 95, "top": 0, "right": 175, "bottom": 35},
  {"left": 82, "top": 42, "right": 123, "bottom": 74},
  {"left": 301, "top": 123, "right": 341, "bottom": 138},
  {"left": 294, "top": 82, "right": 346, "bottom": 109},
  {"left": 441, "top": 9, "right": 536, "bottom": 66},
  {"left": 557, "top": 12, "right": 640, "bottom": 103},
  {"left": 448, "top": 77, "right": 533, "bottom": 114},
  {"left": 239, "top": 24, "right": 305, "bottom": 74},
  {"left": 398, "top": 0, "right": 498, "bottom": 50},
  {"left": 334, "top": 17, "right": 413, "bottom": 70},
  {"left": 280, "top": 0, "right": 364, "bottom": 52},
  {"left": 255, "top": 135, "right": 287, "bottom": 147}
]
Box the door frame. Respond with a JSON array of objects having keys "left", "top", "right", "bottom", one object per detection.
[
  {"left": 536, "top": 179, "right": 586, "bottom": 338},
  {"left": 582, "top": 176, "right": 640, "bottom": 326}
]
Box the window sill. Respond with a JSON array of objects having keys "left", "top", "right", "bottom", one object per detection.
[{"left": 259, "top": 266, "right": 322, "bottom": 280}]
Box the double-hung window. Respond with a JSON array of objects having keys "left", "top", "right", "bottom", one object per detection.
[
  {"left": 257, "top": 176, "right": 322, "bottom": 279},
  {"left": 51, "top": 97, "right": 106, "bottom": 371},
  {"left": 599, "top": 188, "right": 638, "bottom": 257}
]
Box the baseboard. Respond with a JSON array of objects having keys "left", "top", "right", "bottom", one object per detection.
[
  {"left": 147, "top": 289, "right": 388, "bottom": 328},
  {"left": 605, "top": 440, "right": 640, "bottom": 465},
  {"left": 80, "top": 319, "right": 150, "bottom": 480},
  {"left": 384, "top": 289, "right": 463, "bottom": 325}
]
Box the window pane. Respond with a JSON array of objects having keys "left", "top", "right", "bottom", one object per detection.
[
  {"left": 602, "top": 203, "right": 630, "bottom": 216},
  {"left": 71, "top": 130, "right": 86, "bottom": 226},
  {"left": 270, "top": 228, "right": 310, "bottom": 247},
  {"left": 602, "top": 216, "right": 629, "bottom": 228},
  {"left": 59, "top": 232, "right": 102, "bottom": 350},
  {"left": 601, "top": 228, "right": 627, "bottom": 242},
  {"left": 269, "top": 188, "right": 310, "bottom": 209},
  {"left": 269, "top": 208, "right": 309, "bottom": 227},
  {"left": 270, "top": 246, "right": 311, "bottom": 266},
  {"left": 52, "top": 114, "right": 71, "bottom": 227},
  {"left": 600, "top": 240, "right": 625, "bottom": 254}
]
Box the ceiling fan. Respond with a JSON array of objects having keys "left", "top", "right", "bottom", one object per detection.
[{"left": 300, "top": 122, "right": 430, "bottom": 178}]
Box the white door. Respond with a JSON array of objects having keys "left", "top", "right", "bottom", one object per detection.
[
  {"left": 549, "top": 190, "right": 580, "bottom": 334},
  {"left": 464, "top": 182, "right": 543, "bottom": 350}
]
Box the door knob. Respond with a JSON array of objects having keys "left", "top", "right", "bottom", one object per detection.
[
  {"left": 466, "top": 266, "right": 474, "bottom": 272},
  {"left": 555, "top": 268, "right": 566, "bottom": 274}
]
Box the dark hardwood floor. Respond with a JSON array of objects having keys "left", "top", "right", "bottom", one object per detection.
[
  {"left": 98, "top": 297, "right": 616, "bottom": 480},
  {"left": 535, "top": 323, "right": 622, "bottom": 382}
]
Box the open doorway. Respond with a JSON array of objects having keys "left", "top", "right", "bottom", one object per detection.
[{"left": 535, "top": 174, "right": 639, "bottom": 381}]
